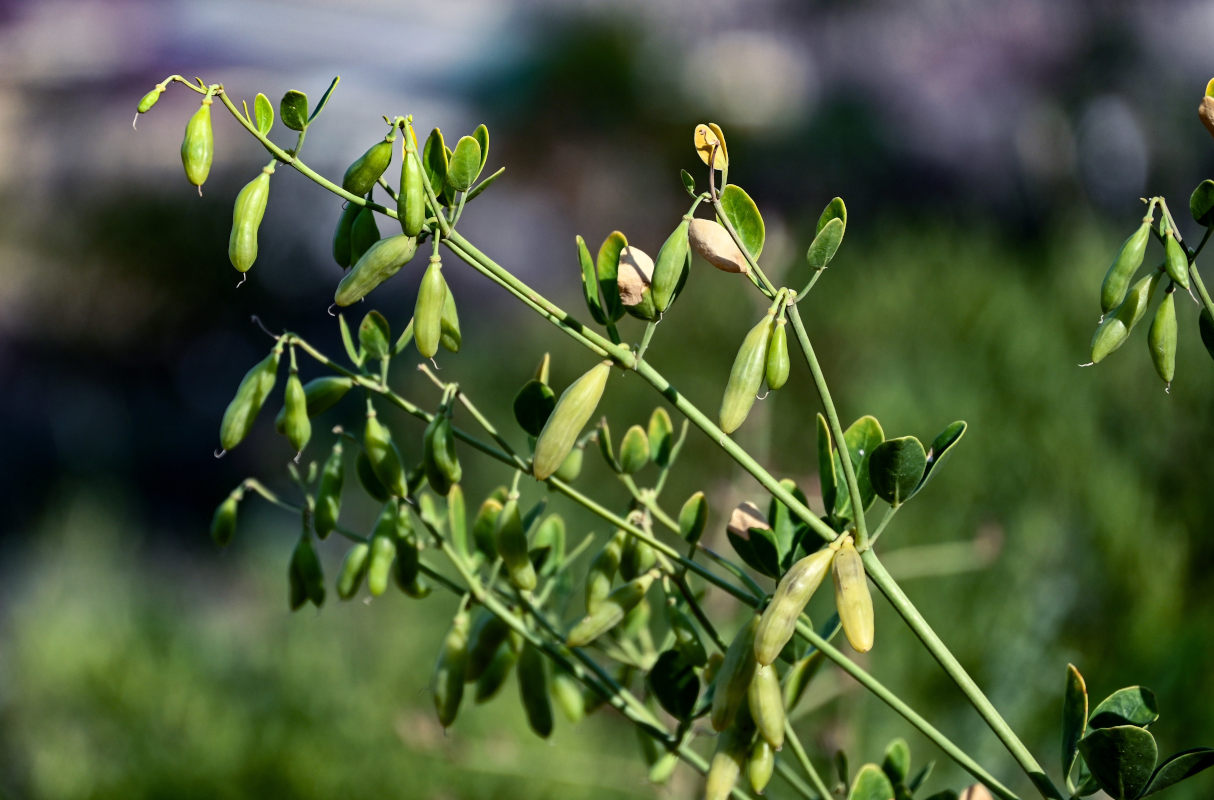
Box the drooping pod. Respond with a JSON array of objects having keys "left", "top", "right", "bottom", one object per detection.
[
  {"left": 440, "top": 283, "right": 461, "bottom": 352},
  {"left": 1148, "top": 288, "right": 1178, "bottom": 386},
  {"left": 748, "top": 663, "right": 786, "bottom": 750},
  {"left": 364, "top": 406, "right": 409, "bottom": 497},
  {"left": 135, "top": 84, "right": 164, "bottom": 119},
  {"left": 423, "top": 410, "right": 461, "bottom": 495},
  {"left": 218, "top": 342, "right": 282, "bottom": 452},
  {"left": 336, "top": 541, "right": 371, "bottom": 599},
  {"left": 1100, "top": 220, "right": 1152, "bottom": 314},
  {"left": 274, "top": 376, "right": 355, "bottom": 434},
  {"left": 465, "top": 609, "right": 513, "bottom": 682},
  {"left": 705, "top": 724, "right": 752, "bottom": 800},
  {"left": 719, "top": 310, "right": 776, "bottom": 434},
  {"left": 228, "top": 164, "right": 274, "bottom": 272},
  {"left": 494, "top": 498, "right": 537, "bottom": 591},
  {"left": 348, "top": 203, "right": 381, "bottom": 266},
  {"left": 210, "top": 487, "right": 243, "bottom": 547},
  {"left": 334, "top": 233, "right": 419, "bottom": 307},
  {"left": 585, "top": 531, "right": 625, "bottom": 614},
  {"left": 432, "top": 611, "right": 470, "bottom": 728},
  {"left": 566, "top": 569, "right": 657, "bottom": 647},
  {"left": 1091, "top": 271, "right": 1162, "bottom": 363},
  {"left": 651, "top": 217, "right": 691, "bottom": 312},
  {"left": 393, "top": 507, "right": 429, "bottom": 598},
  {"left": 281, "top": 369, "right": 311, "bottom": 453},
  {"left": 551, "top": 669, "right": 586, "bottom": 723},
  {"left": 711, "top": 616, "right": 760, "bottom": 731},
  {"left": 765, "top": 316, "right": 790, "bottom": 390},
  {"left": 181, "top": 94, "right": 214, "bottom": 189},
  {"left": 313, "top": 439, "right": 344, "bottom": 539},
  {"left": 290, "top": 529, "right": 325, "bottom": 609},
  {"left": 398, "top": 124, "right": 426, "bottom": 236},
  {"left": 533, "top": 361, "right": 612, "bottom": 480},
  {"left": 833, "top": 537, "right": 874, "bottom": 652},
  {"left": 747, "top": 739, "right": 775, "bottom": 794},
  {"left": 342, "top": 130, "right": 395, "bottom": 197},
  {"left": 474, "top": 634, "right": 519, "bottom": 703},
  {"left": 471, "top": 497, "right": 504, "bottom": 561},
  {"left": 415, "top": 255, "right": 447, "bottom": 359},
  {"left": 332, "top": 202, "right": 360, "bottom": 269},
  {"left": 754, "top": 548, "right": 836, "bottom": 665},
  {"left": 1163, "top": 229, "right": 1192, "bottom": 291},
  {"left": 365, "top": 504, "right": 398, "bottom": 597},
  {"left": 516, "top": 642, "right": 554, "bottom": 738}
]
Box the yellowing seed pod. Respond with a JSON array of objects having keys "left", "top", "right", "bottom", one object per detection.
[
  {"left": 494, "top": 498, "right": 536, "bottom": 591},
  {"left": 747, "top": 739, "right": 775, "bottom": 794},
  {"left": 364, "top": 409, "right": 408, "bottom": 497},
  {"left": 516, "top": 642, "right": 554, "bottom": 738},
  {"left": 415, "top": 256, "right": 447, "bottom": 358},
  {"left": 282, "top": 371, "right": 311, "bottom": 453},
  {"left": 432, "top": 611, "right": 469, "bottom": 728},
  {"left": 342, "top": 133, "right": 395, "bottom": 197},
  {"left": 765, "top": 318, "right": 790, "bottom": 390},
  {"left": 689, "top": 218, "right": 750, "bottom": 274},
  {"left": 705, "top": 725, "right": 751, "bottom": 800},
  {"left": 833, "top": 537, "right": 874, "bottom": 653},
  {"left": 181, "top": 95, "right": 214, "bottom": 189},
  {"left": 219, "top": 344, "right": 281, "bottom": 452},
  {"left": 228, "top": 166, "right": 273, "bottom": 272},
  {"left": 720, "top": 311, "right": 776, "bottom": 434},
  {"left": 334, "top": 234, "right": 419, "bottom": 307},
  {"left": 533, "top": 361, "right": 611, "bottom": 480},
  {"left": 314, "top": 440, "right": 344, "bottom": 539},
  {"left": 748, "top": 663, "right": 785, "bottom": 750},
  {"left": 336, "top": 542, "right": 371, "bottom": 599},
  {"left": 711, "top": 616, "right": 760, "bottom": 731},
  {"left": 754, "top": 548, "right": 835, "bottom": 665},
  {"left": 1100, "top": 221, "right": 1151, "bottom": 314},
  {"left": 1148, "top": 289, "right": 1178, "bottom": 385},
  {"left": 566, "top": 569, "right": 657, "bottom": 647},
  {"left": 652, "top": 218, "right": 691, "bottom": 312}
]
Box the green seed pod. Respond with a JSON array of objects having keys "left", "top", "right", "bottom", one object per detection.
[
  {"left": 747, "top": 739, "right": 776, "bottom": 795},
  {"left": 1163, "top": 230, "right": 1192, "bottom": 291},
  {"left": 440, "top": 287, "right": 461, "bottom": 353},
  {"left": 227, "top": 166, "right": 273, "bottom": 273},
  {"left": 551, "top": 670, "right": 586, "bottom": 724},
  {"left": 136, "top": 86, "right": 163, "bottom": 115},
  {"left": 336, "top": 542, "right": 371, "bottom": 599},
  {"left": 282, "top": 371, "right": 311, "bottom": 453},
  {"left": 364, "top": 409, "right": 408, "bottom": 497},
  {"left": 647, "top": 407, "right": 675, "bottom": 467},
  {"left": 748, "top": 663, "right": 786, "bottom": 750},
  {"left": 652, "top": 218, "right": 691, "bottom": 312},
  {"left": 466, "top": 609, "right": 512, "bottom": 682},
  {"left": 619, "top": 535, "right": 656, "bottom": 582},
  {"left": 432, "top": 611, "right": 470, "bottom": 728},
  {"left": 275, "top": 376, "right": 355, "bottom": 434},
  {"left": 553, "top": 444, "right": 584, "bottom": 483},
  {"left": 332, "top": 202, "right": 360, "bottom": 269},
  {"left": 365, "top": 532, "right": 396, "bottom": 597},
  {"left": 288, "top": 555, "right": 306, "bottom": 611},
  {"left": 1148, "top": 289, "right": 1178, "bottom": 385},
  {"left": 291, "top": 531, "right": 325, "bottom": 608},
  {"left": 566, "top": 570, "right": 657, "bottom": 647},
  {"left": 678, "top": 491, "right": 709, "bottom": 545},
  {"left": 833, "top": 537, "right": 874, "bottom": 653},
  {"left": 754, "top": 548, "right": 835, "bottom": 666},
  {"left": 531, "top": 513, "right": 566, "bottom": 575},
  {"left": 705, "top": 725, "right": 752, "bottom": 800},
  {"left": 1091, "top": 271, "right": 1162, "bottom": 363},
  {"left": 711, "top": 616, "right": 760, "bottom": 731},
  {"left": 219, "top": 344, "right": 281, "bottom": 452},
  {"left": 471, "top": 497, "right": 504, "bottom": 560},
  {"left": 618, "top": 425, "right": 650, "bottom": 474},
  {"left": 181, "top": 96, "right": 214, "bottom": 189},
  {"left": 415, "top": 256, "right": 447, "bottom": 359},
  {"left": 342, "top": 134, "right": 395, "bottom": 197},
  {"left": 392, "top": 508, "right": 428, "bottom": 598},
  {"left": 1100, "top": 221, "right": 1151, "bottom": 314},
  {"left": 765, "top": 318, "right": 790, "bottom": 390},
  {"left": 494, "top": 498, "right": 536, "bottom": 591},
  {"left": 423, "top": 412, "right": 461, "bottom": 495},
  {"left": 356, "top": 450, "right": 389, "bottom": 502},
  {"left": 334, "top": 233, "right": 419, "bottom": 307},
  {"left": 348, "top": 204, "right": 382, "bottom": 267},
  {"left": 516, "top": 642, "right": 554, "bottom": 738},
  {"left": 210, "top": 488, "right": 243, "bottom": 547},
  {"left": 648, "top": 751, "right": 680, "bottom": 786},
  {"left": 1200, "top": 308, "right": 1214, "bottom": 363},
  {"left": 782, "top": 651, "right": 825, "bottom": 713},
  {"left": 585, "top": 531, "right": 625, "bottom": 614},
  {"left": 720, "top": 311, "right": 776, "bottom": 434},
  {"left": 533, "top": 361, "right": 612, "bottom": 480},
  {"left": 474, "top": 634, "right": 520, "bottom": 703},
  {"left": 399, "top": 131, "right": 426, "bottom": 237},
  {"left": 619, "top": 595, "right": 651, "bottom": 640}
]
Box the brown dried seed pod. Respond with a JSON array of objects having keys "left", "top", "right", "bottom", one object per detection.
[
  {"left": 1200, "top": 96, "right": 1214, "bottom": 140},
  {"left": 617, "top": 246, "right": 654, "bottom": 306},
  {"left": 689, "top": 219, "right": 750, "bottom": 275}
]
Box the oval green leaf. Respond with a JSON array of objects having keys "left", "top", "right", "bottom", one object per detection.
[
  {"left": 1142, "top": 748, "right": 1214, "bottom": 797},
  {"left": 817, "top": 196, "right": 848, "bottom": 235},
  {"left": 680, "top": 169, "right": 696, "bottom": 198},
  {"left": 882, "top": 738, "right": 911, "bottom": 784},
  {"left": 1090, "top": 686, "right": 1159, "bottom": 729},
  {"left": 254, "top": 92, "right": 274, "bottom": 135},
  {"left": 280, "top": 90, "right": 309, "bottom": 131},
  {"left": 596, "top": 231, "right": 627, "bottom": 322},
  {"left": 423, "top": 128, "right": 448, "bottom": 200},
  {"left": 1078, "top": 725, "right": 1157, "bottom": 800},
  {"left": 646, "top": 649, "right": 699, "bottom": 721},
  {"left": 832, "top": 416, "right": 885, "bottom": 520},
  {"left": 907, "top": 420, "right": 967, "bottom": 501},
  {"left": 1190, "top": 180, "right": 1214, "bottom": 226},
  {"left": 576, "top": 235, "right": 607, "bottom": 325},
  {"left": 848, "top": 763, "right": 895, "bottom": 800},
  {"left": 807, "top": 217, "right": 845, "bottom": 270},
  {"left": 678, "top": 491, "right": 708, "bottom": 545},
  {"left": 726, "top": 525, "right": 781, "bottom": 578},
  {"left": 719, "top": 184, "right": 765, "bottom": 259},
  {"left": 647, "top": 407, "right": 674, "bottom": 467},
  {"left": 512, "top": 380, "right": 556, "bottom": 438},
  {"left": 358, "top": 310, "right": 391, "bottom": 361},
  {"left": 869, "top": 436, "right": 927, "bottom": 507},
  {"left": 472, "top": 123, "right": 490, "bottom": 172},
  {"left": 446, "top": 135, "right": 482, "bottom": 192},
  {"left": 1063, "top": 663, "right": 1089, "bottom": 780},
  {"left": 1199, "top": 308, "right": 1214, "bottom": 363}
]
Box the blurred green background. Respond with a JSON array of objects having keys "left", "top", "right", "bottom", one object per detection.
[{"left": 2, "top": 2, "right": 1213, "bottom": 798}]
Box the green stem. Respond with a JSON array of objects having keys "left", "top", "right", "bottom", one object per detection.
[
  {"left": 784, "top": 722, "right": 833, "bottom": 800},
  {"left": 635, "top": 320, "right": 659, "bottom": 362},
  {"left": 710, "top": 197, "right": 777, "bottom": 296}
]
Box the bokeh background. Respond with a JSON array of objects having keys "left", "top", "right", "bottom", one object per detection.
[{"left": 2, "top": 1, "right": 1213, "bottom": 798}]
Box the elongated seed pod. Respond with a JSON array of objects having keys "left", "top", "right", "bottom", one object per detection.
[
  {"left": 1164, "top": 231, "right": 1192, "bottom": 290},
  {"left": 440, "top": 287, "right": 461, "bottom": 352},
  {"left": 210, "top": 488, "right": 242, "bottom": 547},
  {"left": 1100, "top": 221, "right": 1151, "bottom": 314},
  {"left": 711, "top": 616, "right": 760, "bottom": 731},
  {"left": 466, "top": 610, "right": 513, "bottom": 682},
  {"left": 747, "top": 738, "right": 775, "bottom": 794},
  {"left": 415, "top": 257, "right": 447, "bottom": 358},
  {"left": 1148, "top": 290, "right": 1178, "bottom": 385},
  {"left": 833, "top": 538, "right": 874, "bottom": 652},
  {"left": 533, "top": 361, "right": 612, "bottom": 480},
  {"left": 291, "top": 531, "right": 325, "bottom": 608},
  {"left": 720, "top": 312, "right": 775, "bottom": 434},
  {"left": 652, "top": 218, "right": 691, "bottom": 312},
  {"left": 181, "top": 96, "right": 214, "bottom": 188},
  {"left": 554, "top": 445, "right": 584, "bottom": 482},
  {"left": 432, "top": 612, "right": 469, "bottom": 728},
  {"left": 336, "top": 542, "right": 371, "bottom": 599},
  {"left": 364, "top": 409, "right": 408, "bottom": 497},
  {"left": 748, "top": 663, "right": 785, "bottom": 750},
  {"left": 314, "top": 440, "right": 344, "bottom": 539},
  {"left": 332, "top": 202, "right": 360, "bottom": 269},
  {"left": 282, "top": 372, "right": 311, "bottom": 453},
  {"left": 1091, "top": 271, "right": 1162, "bottom": 363},
  {"left": 334, "top": 234, "right": 419, "bottom": 307},
  {"left": 399, "top": 133, "right": 426, "bottom": 236},
  {"left": 705, "top": 725, "right": 752, "bottom": 800},
  {"left": 228, "top": 167, "right": 272, "bottom": 272},
  {"left": 342, "top": 134, "right": 394, "bottom": 197},
  {"left": 473, "top": 634, "right": 518, "bottom": 702},
  {"left": 765, "top": 318, "right": 790, "bottom": 390},
  {"left": 494, "top": 499, "right": 536, "bottom": 591},
  {"left": 551, "top": 670, "right": 586, "bottom": 723},
  {"left": 689, "top": 218, "right": 750, "bottom": 274},
  {"left": 585, "top": 531, "right": 625, "bottom": 613},
  {"left": 423, "top": 412, "right": 461, "bottom": 495},
  {"left": 619, "top": 535, "right": 656, "bottom": 581},
  {"left": 471, "top": 497, "right": 503, "bottom": 560},
  {"left": 288, "top": 554, "right": 306, "bottom": 611},
  {"left": 275, "top": 376, "right": 355, "bottom": 434},
  {"left": 516, "top": 642, "right": 554, "bottom": 738},
  {"left": 366, "top": 530, "right": 397, "bottom": 597},
  {"left": 566, "top": 570, "right": 657, "bottom": 647},
  {"left": 136, "top": 86, "right": 163, "bottom": 115},
  {"left": 349, "top": 204, "right": 381, "bottom": 266},
  {"left": 392, "top": 507, "right": 428, "bottom": 597},
  {"left": 755, "top": 548, "right": 836, "bottom": 665},
  {"left": 219, "top": 345, "right": 281, "bottom": 451}
]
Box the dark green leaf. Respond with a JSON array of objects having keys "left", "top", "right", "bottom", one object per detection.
[
  {"left": 1199, "top": 308, "right": 1214, "bottom": 364},
  {"left": 908, "top": 420, "right": 967, "bottom": 500},
  {"left": 446, "top": 135, "right": 482, "bottom": 192},
  {"left": 849, "top": 763, "right": 895, "bottom": 800},
  {"left": 423, "top": 128, "right": 448, "bottom": 201},
  {"left": 279, "top": 90, "right": 309, "bottom": 131},
  {"left": 817, "top": 413, "right": 837, "bottom": 513},
  {"left": 817, "top": 196, "right": 847, "bottom": 236},
  {"left": 472, "top": 123, "right": 490, "bottom": 172},
  {"left": 576, "top": 235, "right": 607, "bottom": 325},
  {"left": 1063, "top": 663, "right": 1089, "bottom": 780},
  {"left": 835, "top": 751, "right": 850, "bottom": 787},
  {"left": 596, "top": 231, "right": 627, "bottom": 322},
  {"left": 908, "top": 761, "right": 935, "bottom": 792},
  {"left": 1090, "top": 687, "right": 1159, "bottom": 729},
  {"left": 253, "top": 93, "right": 274, "bottom": 135},
  {"left": 807, "top": 217, "right": 845, "bottom": 270},
  {"left": 306, "top": 76, "right": 340, "bottom": 123},
  {"left": 1190, "top": 180, "right": 1214, "bottom": 226},
  {"left": 882, "top": 738, "right": 911, "bottom": 784},
  {"left": 1078, "top": 725, "right": 1157, "bottom": 800},
  {"left": 357, "top": 310, "right": 391, "bottom": 361},
  {"left": 719, "top": 184, "right": 765, "bottom": 259},
  {"left": 833, "top": 416, "right": 885, "bottom": 520},
  {"left": 512, "top": 380, "right": 556, "bottom": 438},
  {"left": 597, "top": 418, "right": 620, "bottom": 473},
  {"left": 647, "top": 408, "right": 674, "bottom": 467},
  {"left": 727, "top": 525, "right": 781, "bottom": 578},
  {"left": 769, "top": 479, "right": 808, "bottom": 570},
  {"left": 869, "top": 436, "right": 927, "bottom": 507},
  {"left": 1141, "top": 748, "right": 1214, "bottom": 797},
  {"left": 646, "top": 649, "right": 699, "bottom": 720},
  {"left": 680, "top": 169, "right": 696, "bottom": 197}
]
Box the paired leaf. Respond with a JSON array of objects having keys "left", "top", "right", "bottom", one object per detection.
[
  {"left": 358, "top": 310, "right": 391, "bottom": 360},
  {"left": 908, "top": 420, "right": 967, "bottom": 500},
  {"left": 832, "top": 416, "right": 885, "bottom": 521},
  {"left": 817, "top": 196, "right": 848, "bottom": 235},
  {"left": 1191, "top": 180, "right": 1214, "bottom": 226},
  {"left": 423, "top": 128, "right": 449, "bottom": 201},
  {"left": 1090, "top": 686, "right": 1159, "bottom": 729},
  {"left": 719, "top": 184, "right": 765, "bottom": 259},
  {"left": 596, "top": 231, "right": 627, "bottom": 322},
  {"left": 848, "top": 763, "right": 895, "bottom": 800},
  {"left": 253, "top": 93, "right": 274, "bottom": 135},
  {"left": 472, "top": 123, "right": 490, "bottom": 172},
  {"left": 446, "top": 135, "right": 483, "bottom": 192},
  {"left": 807, "top": 218, "right": 845, "bottom": 270},
  {"left": 1078, "top": 725, "right": 1157, "bottom": 800},
  {"left": 869, "top": 436, "right": 927, "bottom": 507},
  {"left": 1141, "top": 748, "right": 1214, "bottom": 797},
  {"left": 1063, "top": 663, "right": 1089, "bottom": 780},
  {"left": 280, "top": 90, "right": 309, "bottom": 131}
]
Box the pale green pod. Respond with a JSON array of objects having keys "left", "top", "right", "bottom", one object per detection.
[
  {"left": 618, "top": 424, "right": 650, "bottom": 474},
  {"left": 1164, "top": 230, "right": 1192, "bottom": 291},
  {"left": 228, "top": 167, "right": 272, "bottom": 272},
  {"left": 399, "top": 130, "right": 426, "bottom": 237},
  {"left": 585, "top": 531, "right": 624, "bottom": 614},
  {"left": 765, "top": 318, "right": 790, "bottom": 390},
  {"left": 711, "top": 616, "right": 760, "bottom": 731},
  {"left": 652, "top": 217, "right": 691, "bottom": 312},
  {"left": 1091, "top": 271, "right": 1162, "bottom": 363},
  {"left": 342, "top": 134, "right": 394, "bottom": 197},
  {"left": 334, "top": 234, "right": 419, "bottom": 307},
  {"left": 533, "top": 361, "right": 611, "bottom": 480},
  {"left": 432, "top": 611, "right": 469, "bottom": 728},
  {"left": 1148, "top": 290, "right": 1178, "bottom": 385},
  {"left": 720, "top": 311, "right": 775, "bottom": 434},
  {"left": 833, "top": 538, "right": 874, "bottom": 653},
  {"left": 364, "top": 409, "right": 408, "bottom": 497},
  {"left": 181, "top": 97, "right": 214, "bottom": 188},
  {"left": 551, "top": 670, "right": 586, "bottom": 723},
  {"left": 705, "top": 725, "right": 751, "bottom": 800},
  {"left": 494, "top": 499, "right": 536, "bottom": 591},
  {"left": 219, "top": 345, "right": 281, "bottom": 451},
  {"left": 754, "top": 548, "right": 835, "bottom": 665},
  {"left": 1100, "top": 221, "right": 1151, "bottom": 314},
  {"left": 415, "top": 256, "right": 447, "bottom": 358},
  {"left": 366, "top": 530, "right": 396, "bottom": 597},
  {"left": 566, "top": 570, "right": 656, "bottom": 647},
  {"left": 747, "top": 738, "right": 775, "bottom": 794},
  {"left": 748, "top": 663, "right": 785, "bottom": 750}
]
